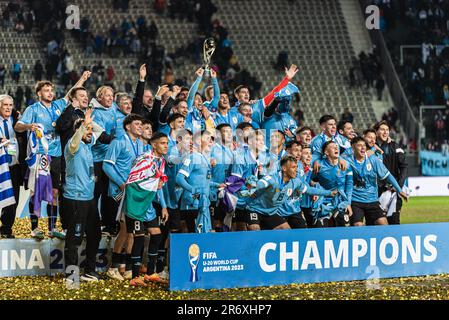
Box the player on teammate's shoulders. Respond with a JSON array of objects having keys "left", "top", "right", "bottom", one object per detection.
[{"left": 232, "top": 64, "right": 299, "bottom": 129}]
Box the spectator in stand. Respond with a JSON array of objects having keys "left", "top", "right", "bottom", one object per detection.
[
  {"left": 94, "top": 34, "right": 104, "bottom": 56},
  {"left": 24, "top": 86, "right": 34, "bottom": 106},
  {"left": 273, "top": 51, "right": 289, "bottom": 71},
  {"left": 11, "top": 62, "right": 21, "bottom": 84},
  {"left": 148, "top": 21, "right": 159, "bottom": 42},
  {"left": 340, "top": 107, "right": 354, "bottom": 124},
  {"left": 435, "top": 110, "right": 446, "bottom": 143},
  {"left": 24, "top": 9, "right": 34, "bottom": 33},
  {"left": 2, "top": 7, "right": 11, "bottom": 30},
  {"left": 376, "top": 75, "right": 385, "bottom": 101},
  {"left": 154, "top": 0, "right": 166, "bottom": 14},
  {"left": 0, "top": 64, "right": 6, "bottom": 88},
  {"left": 121, "top": 0, "right": 130, "bottom": 12},
  {"left": 107, "top": 66, "right": 115, "bottom": 82},
  {"left": 14, "top": 86, "right": 23, "bottom": 111},
  {"left": 33, "top": 60, "right": 44, "bottom": 81}
]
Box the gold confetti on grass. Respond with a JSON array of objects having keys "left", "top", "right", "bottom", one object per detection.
[
  {"left": 0, "top": 273, "right": 447, "bottom": 300},
  {"left": 4, "top": 219, "right": 449, "bottom": 300}
]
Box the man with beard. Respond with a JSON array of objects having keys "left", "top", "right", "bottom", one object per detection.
[
  {"left": 64, "top": 109, "right": 103, "bottom": 283},
  {"left": 15, "top": 72, "right": 91, "bottom": 239}
]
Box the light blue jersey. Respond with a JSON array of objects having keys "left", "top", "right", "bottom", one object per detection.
[
  {"left": 262, "top": 112, "right": 297, "bottom": 146},
  {"left": 268, "top": 148, "right": 287, "bottom": 175},
  {"left": 231, "top": 146, "right": 271, "bottom": 209},
  {"left": 248, "top": 173, "right": 332, "bottom": 216},
  {"left": 63, "top": 136, "right": 96, "bottom": 201},
  {"left": 176, "top": 151, "right": 213, "bottom": 211},
  {"left": 212, "top": 109, "right": 243, "bottom": 132},
  {"left": 158, "top": 123, "right": 171, "bottom": 136},
  {"left": 310, "top": 132, "right": 350, "bottom": 164},
  {"left": 162, "top": 138, "right": 186, "bottom": 209},
  {"left": 92, "top": 104, "right": 116, "bottom": 162},
  {"left": 103, "top": 134, "right": 144, "bottom": 197},
  {"left": 18, "top": 99, "right": 67, "bottom": 156},
  {"left": 231, "top": 99, "right": 265, "bottom": 127},
  {"left": 143, "top": 189, "right": 165, "bottom": 222},
  {"left": 312, "top": 158, "right": 353, "bottom": 203},
  {"left": 347, "top": 155, "right": 402, "bottom": 203},
  {"left": 185, "top": 109, "right": 206, "bottom": 134},
  {"left": 210, "top": 143, "right": 234, "bottom": 202},
  {"left": 113, "top": 104, "right": 127, "bottom": 139},
  {"left": 300, "top": 167, "right": 314, "bottom": 209},
  {"left": 204, "top": 77, "right": 220, "bottom": 113}
]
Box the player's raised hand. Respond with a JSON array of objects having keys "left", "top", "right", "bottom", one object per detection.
[
  {"left": 195, "top": 67, "right": 205, "bottom": 78},
  {"left": 139, "top": 64, "right": 147, "bottom": 81},
  {"left": 80, "top": 71, "right": 92, "bottom": 83},
  {"left": 210, "top": 68, "right": 217, "bottom": 78},
  {"left": 84, "top": 108, "right": 94, "bottom": 126},
  {"left": 285, "top": 64, "right": 299, "bottom": 80},
  {"left": 156, "top": 85, "right": 170, "bottom": 98},
  {"left": 172, "top": 85, "right": 181, "bottom": 98}
]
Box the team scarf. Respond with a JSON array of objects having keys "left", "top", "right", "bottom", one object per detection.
[
  {"left": 123, "top": 150, "right": 168, "bottom": 221},
  {"left": 25, "top": 125, "right": 53, "bottom": 217}
]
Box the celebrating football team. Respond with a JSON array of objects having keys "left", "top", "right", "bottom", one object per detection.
[{"left": 0, "top": 61, "right": 409, "bottom": 286}]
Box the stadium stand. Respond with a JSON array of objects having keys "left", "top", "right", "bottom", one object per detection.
[{"left": 0, "top": 0, "right": 379, "bottom": 134}]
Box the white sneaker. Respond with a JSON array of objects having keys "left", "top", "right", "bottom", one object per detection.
[
  {"left": 107, "top": 268, "right": 124, "bottom": 281},
  {"left": 158, "top": 267, "right": 169, "bottom": 281},
  {"left": 123, "top": 270, "right": 132, "bottom": 280}
]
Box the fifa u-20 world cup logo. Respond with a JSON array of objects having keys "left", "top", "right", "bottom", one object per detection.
[{"left": 188, "top": 244, "right": 200, "bottom": 282}]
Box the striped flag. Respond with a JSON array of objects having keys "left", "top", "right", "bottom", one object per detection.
[
  {"left": 123, "top": 151, "right": 168, "bottom": 221},
  {"left": 0, "top": 146, "right": 16, "bottom": 214},
  {"left": 25, "top": 126, "right": 53, "bottom": 217}
]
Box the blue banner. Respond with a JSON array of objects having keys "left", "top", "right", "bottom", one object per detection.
[
  {"left": 170, "top": 223, "right": 449, "bottom": 291},
  {"left": 420, "top": 151, "right": 449, "bottom": 176}
]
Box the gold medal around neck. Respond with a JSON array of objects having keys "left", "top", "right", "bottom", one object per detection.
[{"left": 52, "top": 122, "right": 56, "bottom": 127}]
